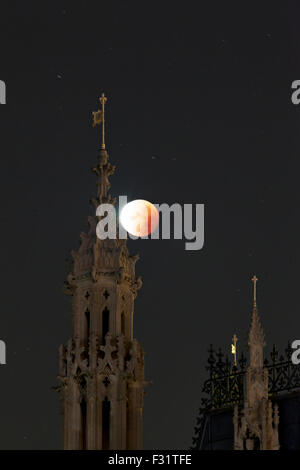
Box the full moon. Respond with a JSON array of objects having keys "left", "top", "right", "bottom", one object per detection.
[{"left": 120, "top": 200, "right": 159, "bottom": 237}]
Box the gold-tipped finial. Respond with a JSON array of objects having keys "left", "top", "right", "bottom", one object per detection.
[
  {"left": 92, "top": 92, "right": 107, "bottom": 149},
  {"left": 252, "top": 275, "right": 258, "bottom": 307},
  {"left": 231, "top": 334, "right": 238, "bottom": 367}
]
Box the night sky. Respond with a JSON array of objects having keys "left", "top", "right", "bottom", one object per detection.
[{"left": 0, "top": 1, "right": 300, "bottom": 449}]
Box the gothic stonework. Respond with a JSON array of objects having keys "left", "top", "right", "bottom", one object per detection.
[
  {"left": 57, "top": 96, "right": 147, "bottom": 450},
  {"left": 233, "top": 277, "right": 279, "bottom": 450}
]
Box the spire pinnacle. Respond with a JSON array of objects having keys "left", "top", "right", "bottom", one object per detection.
[
  {"left": 231, "top": 334, "right": 238, "bottom": 367},
  {"left": 248, "top": 274, "right": 265, "bottom": 350},
  {"left": 92, "top": 92, "right": 107, "bottom": 149},
  {"left": 252, "top": 275, "right": 258, "bottom": 307}
]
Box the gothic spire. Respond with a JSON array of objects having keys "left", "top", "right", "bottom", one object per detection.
[
  {"left": 233, "top": 276, "right": 279, "bottom": 450},
  {"left": 58, "top": 94, "right": 147, "bottom": 450},
  {"left": 248, "top": 275, "right": 265, "bottom": 359}
]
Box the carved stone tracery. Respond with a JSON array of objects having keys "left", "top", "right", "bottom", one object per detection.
[{"left": 57, "top": 116, "right": 148, "bottom": 449}]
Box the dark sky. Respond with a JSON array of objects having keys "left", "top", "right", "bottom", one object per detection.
[{"left": 0, "top": 0, "right": 300, "bottom": 449}]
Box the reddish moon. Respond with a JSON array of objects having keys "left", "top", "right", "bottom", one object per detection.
[{"left": 120, "top": 200, "right": 159, "bottom": 237}]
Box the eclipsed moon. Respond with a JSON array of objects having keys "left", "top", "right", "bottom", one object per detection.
[{"left": 120, "top": 200, "right": 159, "bottom": 237}]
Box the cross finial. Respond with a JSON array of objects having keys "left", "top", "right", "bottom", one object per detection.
[
  {"left": 99, "top": 92, "right": 107, "bottom": 107},
  {"left": 252, "top": 275, "right": 258, "bottom": 307},
  {"left": 231, "top": 334, "right": 238, "bottom": 367},
  {"left": 92, "top": 92, "right": 108, "bottom": 149}
]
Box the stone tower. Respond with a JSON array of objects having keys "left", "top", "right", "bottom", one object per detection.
[
  {"left": 57, "top": 94, "right": 146, "bottom": 450},
  {"left": 233, "top": 276, "right": 279, "bottom": 450}
]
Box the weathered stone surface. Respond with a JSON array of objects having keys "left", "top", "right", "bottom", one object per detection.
[
  {"left": 57, "top": 144, "right": 147, "bottom": 450},
  {"left": 234, "top": 299, "right": 279, "bottom": 450}
]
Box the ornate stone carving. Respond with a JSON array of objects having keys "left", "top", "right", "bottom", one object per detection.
[
  {"left": 58, "top": 102, "right": 147, "bottom": 449},
  {"left": 234, "top": 279, "right": 279, "bottom": 450}
]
